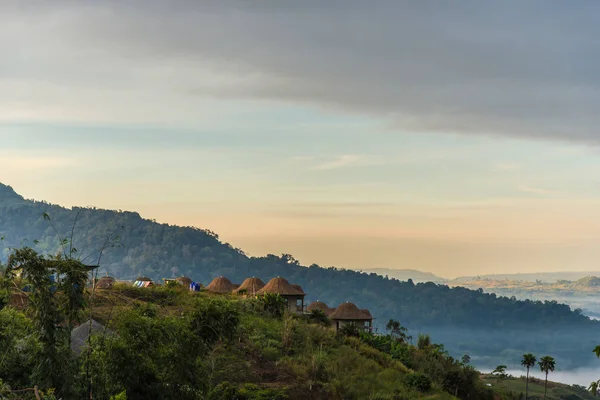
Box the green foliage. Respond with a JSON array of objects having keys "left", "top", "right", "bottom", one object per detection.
[
  {"left": 306, "top": 309, "right": 330, "bottom": 326},
  {"left": 403, "top": 372, "right": 432, "bottom": 392},
  {"left": 359, "top": 331, "right": 493, "bottom": 400},
  {"left": 258, "top": 293, "right": 286, "bottom": 318},
  {"left": 237, "top": 383, "right": 287, "bottom": 400},
  {"left": 493, "top": 365, "right": 508, "bottom": 377},
  {"left": 539, "top": 356, "right": 556, "bottom": 375},
  {"left": 83, "top": 307, "right": 209, "bottom": 400},
  {"left": 209, "top": 382, "right": 287, "bottom": 400},
  {"left": 189, "top": 297, "right": 240, "bottom": 346},
  {"left": 2, "top": 247, "right": 89, "bottom": 396},
  {"left": 338, "top": 322, "right": 360, "bottom": 338},
  {"left": 386, "top": 319, "right": 411, "bottom": 343},
  {"left": 110, "top": 391, "right": 127, "bottom": 400},
  {"left": 521, "top": 353, "right": 537, "bottom": 369},
  {"left": 0, "top": 308, "right": 38, "bottom": 387}
]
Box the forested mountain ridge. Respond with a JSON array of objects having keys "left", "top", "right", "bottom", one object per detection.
[
  {"left": 1, "top": 182, "right": 598, "bottom": 368},
  {"left": 359, "top": 267, "right": 447, "bottom": 283}
]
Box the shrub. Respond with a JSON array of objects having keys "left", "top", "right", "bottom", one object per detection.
[
  {"left": 259, "top": 293, "right": 286, "bottom": 317},
  {"left": 403, "top": 372, "right": 431, "bottom": 392}
]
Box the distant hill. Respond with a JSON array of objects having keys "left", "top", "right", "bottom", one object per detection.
[
  {"left": 358, "top": 268, "right": 446, "bottom": 283},
  {"left": 453, "top": 271, "right": 600, "bottom": 283},
  {"left": 1, "top": 182, "right": 599, "bottom": 369},
  {"left": 571, "top": 276, "right": 600, "bottom": 288}
]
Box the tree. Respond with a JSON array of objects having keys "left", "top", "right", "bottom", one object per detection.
[
  {"left": 461, "top": 354, "right": 471, "bottom": 365},
  {"left": 339, "top": 322, "right": 360, "bottom": 338},
  {"left": 3, "top": 248, "right": 89, "bottom": 395},
  {"left": 589, "top": 380, "right": 599, "bottom": 397},
  {"left": 539, "top": 356, "right": 556, "bottom": 400},
  {"left": 521, "top": 353, "right": 537, "bottom": 400},
  {"left": 385, "top": 319, "right": 411, "bottom": 343},
  {"left": 492, "top": 365, "right": 507, "bottom": 380},
  {"left": 417, "top": 334, "right": 431, "bottom": 350}
]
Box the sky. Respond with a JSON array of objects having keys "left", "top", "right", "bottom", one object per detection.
[{"left": 2, "top": 1, "right": 600, "bottom": 277}]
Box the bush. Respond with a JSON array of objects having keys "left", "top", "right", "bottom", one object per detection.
[
  {"left": 237, "top": 383, "right": 287, "bottom": 400},
  {"left": 259, "top": 293, "right": 286, "bottom": 317},
  {"left": 209, "top": 382, "right": 287, "bottom": 400},
  {"left": 403, "top": 372, "right": 431, "bottom": 392}
]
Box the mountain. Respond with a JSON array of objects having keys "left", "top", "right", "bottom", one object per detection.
[
  {"left": 453, "top": 271, "right": 600, "bottom": 283},
  {"left": 1, "top": 182, "right": 599, "bottom": 369},
  {"left": 359, "top": 268, "right": 446, "bottom": 283}
]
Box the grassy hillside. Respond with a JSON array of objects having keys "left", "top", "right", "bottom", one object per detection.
[
  {"left": 481, "top": 375, "right": 594, "bottom": 400},
  {"left": 1, "top": 260, "right": 478, "bottom": 400},
  {"left": 1, "top": 182, "right": 599, "bottom": 369}
]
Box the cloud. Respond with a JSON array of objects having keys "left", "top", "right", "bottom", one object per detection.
[
  {"left": 517, "top": 185, "right": 560, "bottom": 196},
  {"left": 1, "top": 1, "right": 600, "bottom": 142},
  {"left": 493, "top": 162, "right": 521, "bottom": 172},
  {"left": 313, "top": 155, "right": 365, "bottom": 170},
  {"left": 0, "top": 154, "right": 80, "bottom": 170}
]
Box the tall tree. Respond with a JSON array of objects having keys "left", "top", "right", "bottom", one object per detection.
[
  {"left": 539, "top": 356, "right": 556, "bottom": 400},
  {"left": 3, "top": 248, "right": 89, "bottom": 396},
  {"left": 385, "top": 319, "right": 411, "bottom": 343},
  {"left": 521, "top": 353, "right": 536, "bottom": 400},
  {"left": 589, "top": 380, "right": 599, "bottom": 397}
]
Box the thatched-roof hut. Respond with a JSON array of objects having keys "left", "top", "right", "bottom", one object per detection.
[
  {"left": 96, "top": 276, "right": 116, "bottom": 289},
  {"left": 292, "top": 284, "right": 305, "bottom": 294},
  {"left": 71, "top": 319, "right": 114, "bottom": 355},
  {"left": 176, "top": 276, "right": 193, "bottom": 287},
  {"left": 257, "top": 277, "right": 306, "bottom": 313},
  {"left": 256, "top": 277, "right": 304, "bottom": 296},
  {"left": 205, "top": 276, "right": 236, "bottom": 294},
  {"left": 307, "top": 300, "right": 334, "bottom": 316},
  {"left": 134, "top": 276, "right": 154, "bottom": 288},
  {"left": 329, "top": 302, "right": 373, "bottom": 332},
  {"left": 233, "top": 277, "right": 265, "bottom": 296}
]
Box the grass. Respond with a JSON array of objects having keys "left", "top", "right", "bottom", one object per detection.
[{"left": 481, "top": 374, "right": 594, "bottom": 400}]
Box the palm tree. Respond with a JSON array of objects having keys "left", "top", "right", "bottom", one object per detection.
[
  {"left": 521, "top": 353, "right": 536, "bottom": 400},
  {"left": 589, "top": 380, "right": 599, "bottom": 397},
  {"left": 539, "top": 356, "right": 556, "bottom": 400}
]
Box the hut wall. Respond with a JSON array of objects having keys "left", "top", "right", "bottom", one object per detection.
[
  {"left": 334, "top": 319, "right": 373, "bottom": 331},
  {"left": 282, "top": 295, "right": 305, "bottom": 313}
]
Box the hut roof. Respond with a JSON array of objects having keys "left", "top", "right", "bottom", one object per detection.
[
  {"left": 176, "top": 276, "right": 192, "bottom": 287},
  {"left": 308, "top": 300, "right": 334, "bottom": 316},
  {"left": 136, "top": 276, "right": 153, "bottom": 282},
  {"left": 96, "top": 276, "right": 116, "bottom": 289},
  {"left": 256, "top": 277, "right": 305, "bottom": 296},
  {"left": 360, "top": 309, "right": 373, "bottom": 319},
  {"left": 329, "top": 302, "right": 372, "bottom": 321},
  {"left": 205, "top": 276, "right": 236, "bottom": 293},
  {"left": 292, "top": 284, "right": 305, "bottom": 293},
  {"left": 233, "top": 277, "right": 265, "bottom": 295},
  {"left": 70, "top": 320, "right": 113, "bottom": 355}
]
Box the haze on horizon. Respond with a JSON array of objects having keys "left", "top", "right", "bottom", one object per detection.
[{"left": 2, "top": 1, "right": 600, "bottom": 278}]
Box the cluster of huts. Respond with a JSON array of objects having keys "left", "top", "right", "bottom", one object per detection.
[{"left": 93, "top": 274, "right": 373, "bottom": 332}]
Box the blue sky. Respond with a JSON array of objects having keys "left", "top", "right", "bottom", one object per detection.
[{"left": 2, "top": 1, "right": 600, "bottom": 276}]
